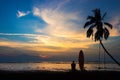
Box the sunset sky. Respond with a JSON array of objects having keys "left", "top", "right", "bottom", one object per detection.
[{"left": 0, "top": 0, "right": 120, "bottom": 62}]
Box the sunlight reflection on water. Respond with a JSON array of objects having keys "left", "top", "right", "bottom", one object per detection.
[{"left": 0, "top": 62, "right": 119, "bottom": 71}]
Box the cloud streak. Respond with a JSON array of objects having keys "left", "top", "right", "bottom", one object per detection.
[
  {"left": 0, "top": 32, "right": 96, "bottom": 53},
  {"left": 17, "top": 10, "right": 30, "bottom": 18},
  {"left": 0, "top": 33, "right": 36, "bottom": 36}
]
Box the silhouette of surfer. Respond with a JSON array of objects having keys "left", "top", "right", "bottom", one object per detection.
[{"left": 71, "top": 61, "right": 76, "bottom": 71}]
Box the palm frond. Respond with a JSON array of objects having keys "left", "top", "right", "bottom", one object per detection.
[
  {"left": 89, "top": 24, "right": 96, "bottom": 29},
  {"left": 102, "top": 12, "right": 107, "bottom": 20},
  {"left": 87, "top": 16, "right": 95, "bottom": 20},
  {"left": 95, "top": 29, "right": 104, "bottom": 41},
  {"left": 99, "top": 29, "right": 104, "bottom": 38},
  {"left": 97, "top": 8, "right": 101, "bottom": 20},
  {"left": 92, "top": 8, "right": 101, "bottom": 20},
  {"left": 87, "top": 28, "right": 93, "bottom": 38},
  {"left": 104, "top": 22, "right": 112, "bottom": 29},
  {"left": 95, "top": 31, "right": 100, "bottom": 41},
  {"left": 104, "top": 27, "right": 110, "bottom": 39},
  {"left": 84, "top": 21, "right": 94, "bottom": 28},
  {"left": 96, "top": 22, "right": 103, "bottom": 29}
]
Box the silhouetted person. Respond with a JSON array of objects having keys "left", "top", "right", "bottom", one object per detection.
[{"left": 71, "top": 61, "right": 76, "bottom": 71}]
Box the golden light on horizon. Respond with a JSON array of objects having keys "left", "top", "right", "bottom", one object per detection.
[{"left": 0, "top": 36, "right": 97, "bottom": 54}]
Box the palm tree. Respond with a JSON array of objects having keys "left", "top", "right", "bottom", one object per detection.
[{"left": 84, "top": 8, "right": 120, "bottom": 66}]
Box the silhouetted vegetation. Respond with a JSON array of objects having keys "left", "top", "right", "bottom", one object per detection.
[{"left": 84, "top": 8, "right": 120, "bottom": 66}]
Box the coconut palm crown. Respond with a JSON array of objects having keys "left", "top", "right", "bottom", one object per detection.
[{"left": 84, "top": 8, "right": 112, "bottom": 41}]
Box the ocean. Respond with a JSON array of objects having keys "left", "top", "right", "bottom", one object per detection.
[{"left": 0, "top": 62, "right": 119, "bottom": 71}]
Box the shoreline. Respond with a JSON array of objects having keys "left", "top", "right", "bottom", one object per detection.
[{"left": 0, "top": 70, "right": 119, "bottom": 80}]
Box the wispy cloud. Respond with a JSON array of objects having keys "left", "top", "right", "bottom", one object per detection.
[
  {"left": 0, "top": 33, "right": 36, "bottom": 36},
  {"left": 32, "top": 0, "right": 83, "bottom": 37},
  {"left": 17, "top": 10, "right": 30, "bottom": 18},
  {"left": 33, "top": 7, "right": 81, "bottom": 38},
  {"left": 31, "top": 1, "right": 98, "bottom": 50}
]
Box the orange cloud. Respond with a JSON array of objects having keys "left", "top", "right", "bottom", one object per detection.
[
  {"left": 109, "top": 16, "right": 120, "bottom": 36},
  {"left": 39, "top": 54, "right": 50, "bottom": 59}
]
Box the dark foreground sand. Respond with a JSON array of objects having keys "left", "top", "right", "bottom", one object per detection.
[{"left": 0, "top": 70, "right": 120, "bottom": 80}]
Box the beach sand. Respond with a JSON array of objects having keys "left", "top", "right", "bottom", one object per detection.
[{"left": 0, "top": 70, "right": 119, "bottom": 80}]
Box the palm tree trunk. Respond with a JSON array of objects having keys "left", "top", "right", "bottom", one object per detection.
[{"left": 99, "top": 40, "right": 120, "bottom": 66}]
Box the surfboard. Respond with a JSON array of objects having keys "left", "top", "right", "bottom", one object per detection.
[{"left": 78, "top": 50, "right": 84, "bottom": 70}]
